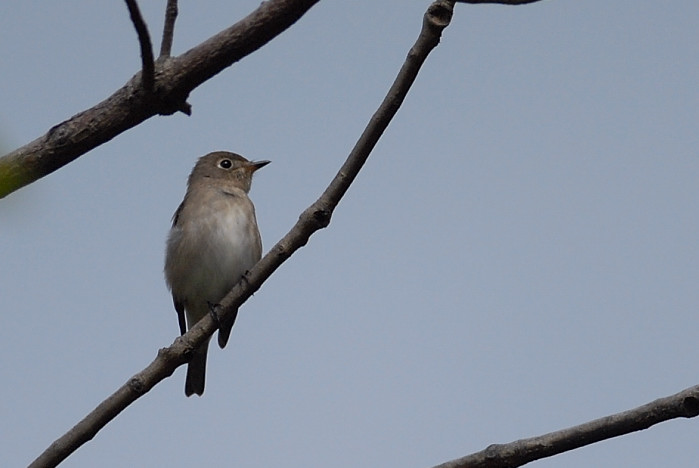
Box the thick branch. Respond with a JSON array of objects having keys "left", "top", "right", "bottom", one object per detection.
[
  {"left": 433, "top": 385, "right": 699, "bottom": 468},
  {"left": 0, "top": 0, "right": 320, "bottom": 199},
  {"left": 159, "top": 0, "right": 178, "bottom": 58},
  {"left": 124, "top": 0, "right": 155, "bottom": 91},
  {"left": 27, "top": 2, "right": 454, "bottom": 467}
]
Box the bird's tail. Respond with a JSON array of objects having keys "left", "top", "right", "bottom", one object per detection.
[{"left": 185, "top": 341, "right": 209, "bottom": 397}]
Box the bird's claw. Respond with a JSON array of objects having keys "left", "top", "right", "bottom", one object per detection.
[{"left": 207, "top": 301, "right": 222, "bottom": 327}]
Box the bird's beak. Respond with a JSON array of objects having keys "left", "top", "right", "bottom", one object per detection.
[{"left": 249, "top": 160, "right": 271, "bottom": 172}]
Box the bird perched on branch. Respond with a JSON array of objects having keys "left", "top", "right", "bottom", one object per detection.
[{"left": 165, "top": 151, "right": 269, "bottom": 396}]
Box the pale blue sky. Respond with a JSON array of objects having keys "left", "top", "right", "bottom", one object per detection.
[{"left": 2, "top": 1, "right": 698, "bottom": 467}]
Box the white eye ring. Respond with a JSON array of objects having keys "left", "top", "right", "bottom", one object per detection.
[{"left": 219, "top": 159, "right": 232, "bottom": 169}]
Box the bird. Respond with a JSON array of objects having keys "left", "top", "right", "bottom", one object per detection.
[{"left": 164, "top": 151, "right": 269, "bottom": 396}]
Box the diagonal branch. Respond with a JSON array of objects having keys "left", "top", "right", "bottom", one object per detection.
[
  {"left": 26, "top": 2, "right": 455, "bottom": 467},
  {"left": 433, "top": 384, "right": 699, "bottom": 468},
  {"left": 0, "top": 0, "right": 321, "bottom": 199},
  {"left": 216, "top": 0, "right": 454, "bottom": 316},
  {"left": 159, "top": 0, "right": 178, "bottom": 58},
  {"left": 124, "top": 0, "right": 155, "bottom": 92}
]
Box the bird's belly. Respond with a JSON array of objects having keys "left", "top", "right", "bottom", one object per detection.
[{"left": 169, "top": 205, "right": 259, "bottom": 306}]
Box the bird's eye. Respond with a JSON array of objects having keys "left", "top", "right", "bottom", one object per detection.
[{"left": 219, "top": 159, "right": 232, "bottom": 169}]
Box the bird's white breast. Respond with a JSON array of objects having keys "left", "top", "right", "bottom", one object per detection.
[{"left": 165, "top": 187, "right": 261, "bottom": 314}]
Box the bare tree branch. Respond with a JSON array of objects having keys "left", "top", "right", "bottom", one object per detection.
[
  {"left": 0, "top": 0, "right": 320, "bottom": 199},
  {"left": 26, "top": 2, "right": 455, "bottom": 467},
  {"left": 456, "top": 0, "right": 543, "bottom": 4},
  {"left": 433, "top": 384, "right": 699, "bottom": 468},
  {"left": 0, "top": 0, "right": 547, "bottom": 199},
  {"left": 124, "top": 0, "right": 155, "bottom": 92},
  {"left": 159, "top": 0, "right": 178, "bottom": 58}
]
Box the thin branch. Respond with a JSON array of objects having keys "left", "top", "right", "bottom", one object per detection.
[
  {"left": 159, "top": 0, "right": 178, "bottom": 58},
  {"left": 0, "top": 0, "right": 320, "bottom": 199},
  {"left": 455, "top": 0, "right": 543, "bottom": 4},
  {"left": 215, "top": 0, "right": 455, "bottom": 316},
  {"left": 26, "top": 3, "right": 454, "bottom": 467},
  {"left": 124, "top": 0, "right": 155, "bottom": 92},
  {"left": 433, "top": 384, "right": 699, "bottom": 468}
]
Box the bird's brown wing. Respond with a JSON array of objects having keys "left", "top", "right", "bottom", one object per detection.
[{"left": 171, "top": 199, "right": 185, "bottom": 226}]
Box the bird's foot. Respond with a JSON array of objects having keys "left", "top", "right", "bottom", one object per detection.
[
  {"left": 241, "top": 270, "right": 254, "bottom": 294},
  {"left": 207, "top": 301, "right": 222, "bottom": 327}
]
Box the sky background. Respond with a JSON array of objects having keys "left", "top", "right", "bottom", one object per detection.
[{"left": 1, "top": 1, "right": 698, "bottom": 467}]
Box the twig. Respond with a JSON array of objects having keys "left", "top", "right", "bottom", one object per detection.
[
  {"left": 124, "top": 0, "right": 155, "bottom": 92},
  {"left": 456, "top": 0, "right": 542, "bottom": 4},
  {"left": 26, "top": 2, "right": 454, "bottom": 467},
  {"left": 433, "top": 385, "right": 699, "bottom": 468},
  {"left": 159, "top": 0, "right": 178, "bottom": 58}
]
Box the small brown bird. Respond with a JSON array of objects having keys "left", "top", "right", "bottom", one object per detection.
[{"left": 164, "top": 151, "right": 269, "bottom": 396}]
